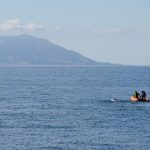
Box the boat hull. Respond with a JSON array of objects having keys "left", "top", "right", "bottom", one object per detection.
[{"left": 130, "top": 96, "right": 150, "bottom": 102}]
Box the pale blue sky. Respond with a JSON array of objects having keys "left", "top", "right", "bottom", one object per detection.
[{"left": 0, "top": 0, "right": 150, "bottom": 65}]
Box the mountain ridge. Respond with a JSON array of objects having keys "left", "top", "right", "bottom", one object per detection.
[{"left": 0, "top": 34, "right": 113, "bottom": 66}]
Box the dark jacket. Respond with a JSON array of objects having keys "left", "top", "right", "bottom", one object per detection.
[{"left": 141, "top": 91, "right": 146, "bottom": 99}]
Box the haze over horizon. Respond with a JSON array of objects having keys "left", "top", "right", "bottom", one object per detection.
[{"left": 0, "top": 0, "right": 150, "bottom": 65}]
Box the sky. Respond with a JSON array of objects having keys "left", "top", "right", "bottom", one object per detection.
[{"left": 0, "top": 0, "right": 150, "bottom": 65}]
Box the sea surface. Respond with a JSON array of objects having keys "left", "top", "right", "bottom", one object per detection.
[{"left": 0, "top": 66, "right": 150, "bottom": 150}]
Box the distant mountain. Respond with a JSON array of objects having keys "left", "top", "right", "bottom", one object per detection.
[{"left": 0, "top": 34, "right": 112, "bottom": 65}]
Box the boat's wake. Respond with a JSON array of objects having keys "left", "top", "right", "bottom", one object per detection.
[{"left": 110, "top": 97, "right": 118, "bottom": 102}]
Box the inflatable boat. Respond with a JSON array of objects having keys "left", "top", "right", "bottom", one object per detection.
[{"left": 130, "top": 96, "right": 150, "bottom": 102}]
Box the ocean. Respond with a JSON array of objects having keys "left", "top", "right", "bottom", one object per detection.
[{"left": 0, "top": 66, "right": 150, "bottom": 150}]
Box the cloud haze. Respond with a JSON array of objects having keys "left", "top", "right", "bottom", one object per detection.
[
  {"left": 0, "top": 19, "right": 43, "bottom": 32},
  {"left": 91, "top": 27, "right": 121, "bottom": 35}
]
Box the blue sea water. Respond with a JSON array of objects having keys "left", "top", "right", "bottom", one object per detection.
[{"left": 0, "top": 66, "right": 150, "bottom": 150}]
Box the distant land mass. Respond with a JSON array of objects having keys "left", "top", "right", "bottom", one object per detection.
[{"left": 0, "top": 34, "right": 113, "bottom": 65}]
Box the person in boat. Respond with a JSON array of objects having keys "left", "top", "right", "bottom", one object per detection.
[
  {"left": 133, "top": 91, "right": 140, "bottom": 99},
  {"left": 141, "top": 91, "right": 146, "bottom": 100}
]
